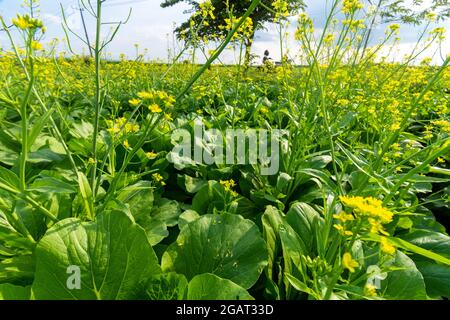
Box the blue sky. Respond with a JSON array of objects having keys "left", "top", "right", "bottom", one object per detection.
[{"left": 0, "top": 0, "right": 449, "bottom": 64}]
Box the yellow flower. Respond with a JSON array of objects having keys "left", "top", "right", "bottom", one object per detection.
[
  {"left": 164, "top": 113, "right": 173, "bottom": 121},
  {"left": 138, "top": 91, "right": 154, "bottom": 99},
  {"left": 129, "top": 98, "right": 141, "bottom": 106},
  {"left": 380, "top": 237, "right": 396, "bottom": 255},
  {"left": 12, "top": 15, "right": 31, "bottom": 30},
  {"left": 342, "top": 252, "right": 359, "bottom": 273},
  {"left": 220, "top": 179, "right": 238, "bottom": 197},
  {"left": 342, "top": 0, "right": 363, "bottom": 14},
  {"left": 390, "top": 122, "right": 401, "bottom": 131},
  {"left": 31, "top": 41, "right": 43, "bottom": 51},
  {"left": 334, "top": 224, "right": 353, "bottom": 236},
  {"left": 146, "top": 151, "right": 158, "bottom": 159},
  {"left": 340, "top": 196, "right": 394, "bottom": 224},
  {"left": 88, "top": 158, "right": 96, "bottom": 165},
  {"left": 125, "top": 123, "right": 139, "bottom": 134},
  {"left": 333, "top": 211, "right": 354, "bottom": 222},
  {"left": 369, "top": 218, "right": 390, "bottom": 236},
  {"left": 149, "top": 104, "right": 162, "bottom": 113},
  {"left": 12, "top": 14, "right": 44, "bottom": 31},
  {"left": 152, "top": 173, "right": 166, "bottom": 186},
  {"left": 123, "top": 140, "right": 130, "bottom": 149},
  {"left": 364, "top": 283, "right": 377, "bottom": 297}
]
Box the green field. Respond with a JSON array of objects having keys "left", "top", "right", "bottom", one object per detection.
[{"left": 0, "top": 0, "right": 449, "bottom": 300}]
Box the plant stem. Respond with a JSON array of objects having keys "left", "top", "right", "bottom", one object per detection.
[{"left": 91, "top": 0, "right": 103, "bottom": 205}]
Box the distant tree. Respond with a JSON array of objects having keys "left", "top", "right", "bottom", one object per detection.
[
  {"left": 161, "top": 0, "right": 305, "bottom": 66},
  {"left": 360, "top": 0, "right": 450, "bottom": 58},
  {"left": 374, "top": 0, "right": 450, "bottom": 24}
]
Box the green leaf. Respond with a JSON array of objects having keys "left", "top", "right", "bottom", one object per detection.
[
  {"left": 0, "top": 167, "right": 20, "bottom": 193},
  {"left": 162, "top": 213, "right": 268, "bottom": 289},
  {"left": 285, "top": 274, "right": 318, "bottom": 299},
  {"left": 150, "top": 198, "right": 181, "bottom": 228},
  {"left": 186, "top": 273, "right": 253, "bottom": 300},
  {"left": 262, "top": 206, "right": 284, "bottom": 279},
  {"left": 117, "top": 182, "right": 181, "bottom": 245},
  {"left": 279, "top": 222, "right": 306, "bottom": 298},
  {"left": 399, "top": 229, "right": 450, "bottom": 298},
  {"left": 116, "top": 181, "right": 154, "bottom": 221},
  {"left": 0, "top": 283, "right": 31, "bottom": 300},
  {"left": 28, "top": 149, "right": 64, "bottom": 163},
  {"left": 381, "top": 251, "right": 427, "bottom": 300},
  {"left": 28, "top": 106, "right": 55, "bottom": 150},
  {"left": 364, "top": 233, "right": 450, "bottom": 266},
  {"left": 145, "top": 272, "right": 188, "bottom": 300},
  {"left": 179, "top": 175, "right": 208, "bottom": 194},
  {"left": 400, "top": 229, "right": 450, "bottom": 259},
  {"left": 77, "top": 172, "right": 94, "bottom": 220},
  {"left": 191, "top": 181, "right": 226, "bottom": 214},
  {"left": 178, "top": 210, "right": 200, "bottom": 230},
  {"left": 31, "top": 211, "right": 161, "bottom": 300},
  {"left": 415, "top": 261, "right": 450, "bottom": 298},
  {"left": 285, "top": 202, "right": 324, "bottom": 254},
  {"left": 29, "top": 177, "right": 77, "bottom": 194}
]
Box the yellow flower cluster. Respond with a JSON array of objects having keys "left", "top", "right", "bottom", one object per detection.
[
  {"left": 387, "top": 24, "right": 400, "bottom": 35},
  {"left": 106, "top": 117, "right": 140, "bottom": 137},
  {"left": 342, "top": 0, "right": 363, "bottom": 14},
  {"left": 220, "top": 179, "right": 238, "bottom": 197},
  {"left": 432, "top": 119, "right": 450, "bottom": 134},
  {"left": 272, "top": 0, "right": 290, "bottom": 21},
  {"left": 12, "top": 14, "right": 45, "bottom": 31},
  {"left": 135, "top": 90, "right": 175, "bottom": 114},
  {"left": 152, "top": 173, "right": 166, "bottom": 186},
  {"left": 336, "top": 196, "right": 397, "bottom": 255},
  {"left": 199, "top": 0, "right": 216, "bottom": 20},
  {"left": 295, "top": 13, "right": 314, "bottom": 39},
  {"left": 340, "top": 196, "right": 393, "bottom": 225},
  {"left": 219, "top": 16, "right": 254, "bottom": 40}
]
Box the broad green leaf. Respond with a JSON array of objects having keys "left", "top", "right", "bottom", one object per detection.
[
  {"left": 69, "top": 121, "right": 93, "bottom": 139},
  {"left": 262, "top": 206, "right": 284, "bottom": 279},
  {"left": 162, "top": 214, "right": 268, "bottom": 289},
  {"left": 415, "top": 261, "right": 450, "bottom": 298},
  {"left": 116, "top": 181, "right": 154, "bottom": 221},
  {"left": 150, "top": 198, "right": 181, "bottom": 227},
  {"left": 400, "top": 229, "right": 450, "bottom": 259},
  {"left": 178, "top": 210, "right": 200, "bottom": 230},
  {"left": 279, "top": 222, "right": 306, "bottom": 298},
  {"left": 400, "top": 229, "right": 450, "bottom": 298},
  {"left": 186, "top": 273, "right": 253, "bottom": 300},
  {"left": 0, "top": 283, "right": 31, "bottom": 300},
  {"left": 28, "top": 149, "right": 63, "bottom": 163},
  {"left": 178, "top": 175, "right": 208, "bottom": 194},
  {"left": 276, "top": 173, "right": 292, "bottom": 194},
  {"left": 145, "top": 273, "right": 188, "bottom": 300},
  {"left": 29, "top": 177, "right": 77, "bottom": 194},
  {"left": 117, "top": 182, "right": 181, "bottom": 245},
  {"left": 381, "top": 251, "right": 427, "bottom": 300},
  {"left": 0, "top": 167, "right": 19, "bottom": 193},
  {"left": 191, "top": 181, "right": 226, "bottom": 214},
  {"left": 31, "top": 211, "right": 161, "bottom": 300},
  {"left": 285, "top": 202, "right": 324, "bottom": 253}
]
